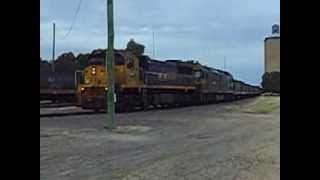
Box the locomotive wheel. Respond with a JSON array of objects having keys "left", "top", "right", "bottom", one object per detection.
[
  {"left": 118, "top": 104, "right": 134, "bottom": 113},
  {"left": 142, "top": 104, "right": 149, "bottom": 110},
  {"left": 117, "top": 105, "right": 128, "bottom": 113}
]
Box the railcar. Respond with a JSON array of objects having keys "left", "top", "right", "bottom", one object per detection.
[{"left": 40, "top": 68, "right": 76, "bottom": 102}]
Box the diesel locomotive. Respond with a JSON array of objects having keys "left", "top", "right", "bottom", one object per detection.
[{"left": 76, "top": 44, "right": 262, "bottom": 112}]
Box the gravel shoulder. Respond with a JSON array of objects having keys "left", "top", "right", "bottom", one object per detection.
[{"left": 40, "top": 96, "right": 280, "bottom": 180}]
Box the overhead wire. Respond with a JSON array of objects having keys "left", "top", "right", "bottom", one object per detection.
[{"left": 63, "top": 0, "right": 84, "bottom": 39}]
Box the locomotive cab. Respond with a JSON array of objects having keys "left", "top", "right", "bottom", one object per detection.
[
  {"left": 77, "top": 65, "right": 107, "bottom": 111},
  {"left": 76, "top": 52, "right": 128, "bottom": 111}
]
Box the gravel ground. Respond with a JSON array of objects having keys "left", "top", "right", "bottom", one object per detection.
[{"left": 40, "top": 96, "right": 280, "bottom": 180}]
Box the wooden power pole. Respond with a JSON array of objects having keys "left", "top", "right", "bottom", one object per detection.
[
  {"left": 105, "top": 0, "right": 116, "bottom": 129},
  {"left": 52, "top": 22, "right": 56, "bottom": 73},
  {"left": 51, "top": 22, "right": 56, "bottom": 102},
  {"left": 152, "top": 31, "right": 155, "bottom": 58}
]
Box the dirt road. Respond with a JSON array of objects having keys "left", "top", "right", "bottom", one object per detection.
[{"left": 40, "top": 96, "right": 280, "bottom": 180}]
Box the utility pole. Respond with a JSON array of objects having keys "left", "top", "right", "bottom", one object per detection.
[
  {"left": 51, "top": 22, "right": 56, "bottom": 102},
  {"left": 224, "top": 56, "right": 226, "bottom": 70},
  {"left": 105, "top": 0, "right": 116, "bottom": 129},
  {"left": 152, "top": 31, "right": 155, "bottom": 58},
  {"left": 52, "top": 22, "right": 56, "bottom": 73}
]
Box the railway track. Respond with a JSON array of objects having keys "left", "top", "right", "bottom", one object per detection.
[
  {"left": 40, "top": 102, "right": 76, "bottom": 108},
  {"left": 40, "top": 111, "right": 100, "bottom": 118},
  {"left": 40, "top": 106, "right": 96, "bottom": 117},
  {"left": 40, "top": 96, "right": 258, "bottom": 118}
]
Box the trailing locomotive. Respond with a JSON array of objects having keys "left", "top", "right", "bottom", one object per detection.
[{"left": 77, "top": 40, "right": 262, "bottom": 112}]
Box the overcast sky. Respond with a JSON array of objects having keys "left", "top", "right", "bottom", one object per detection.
[{"left": 40, "top": 0, "right": 279, "bottom": 85}]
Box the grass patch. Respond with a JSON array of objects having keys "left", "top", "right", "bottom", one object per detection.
[
  {"left": 111, "top": 126, "right": 151, "bottom": 135},
  {"left": 243, "top": 96, "right": 280, "bottom": 114}
]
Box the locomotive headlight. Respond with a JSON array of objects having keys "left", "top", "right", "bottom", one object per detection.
[{"left": 91, "top": 67, "right": 96, "bottom": 75}]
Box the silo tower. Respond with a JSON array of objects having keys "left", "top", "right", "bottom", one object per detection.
[{"left": 264, "top": 24, "right": 280, "bottom": 73}]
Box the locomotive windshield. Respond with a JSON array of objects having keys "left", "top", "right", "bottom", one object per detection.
[{"left": 115, "top": 54, "right": 125, "bottom": 65}]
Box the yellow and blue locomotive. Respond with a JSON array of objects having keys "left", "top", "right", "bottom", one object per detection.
[{"left": 76, "top": 41, "right": 262, "bottom": 112}]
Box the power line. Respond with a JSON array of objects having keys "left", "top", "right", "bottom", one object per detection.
[{"left": 63, "top": 0, "right": 83, "bottom": 39}]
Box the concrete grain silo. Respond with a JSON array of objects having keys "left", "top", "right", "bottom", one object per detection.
[{"left": 264, "top": 24, "right": 280, "bottom": 73}]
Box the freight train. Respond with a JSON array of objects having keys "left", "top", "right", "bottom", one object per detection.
[
  {"left": 40, "top": 57, "right": 77, "bottom": 102},
  {"left": 77, "top": 50, "right": 262, "bottom": 112}
]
